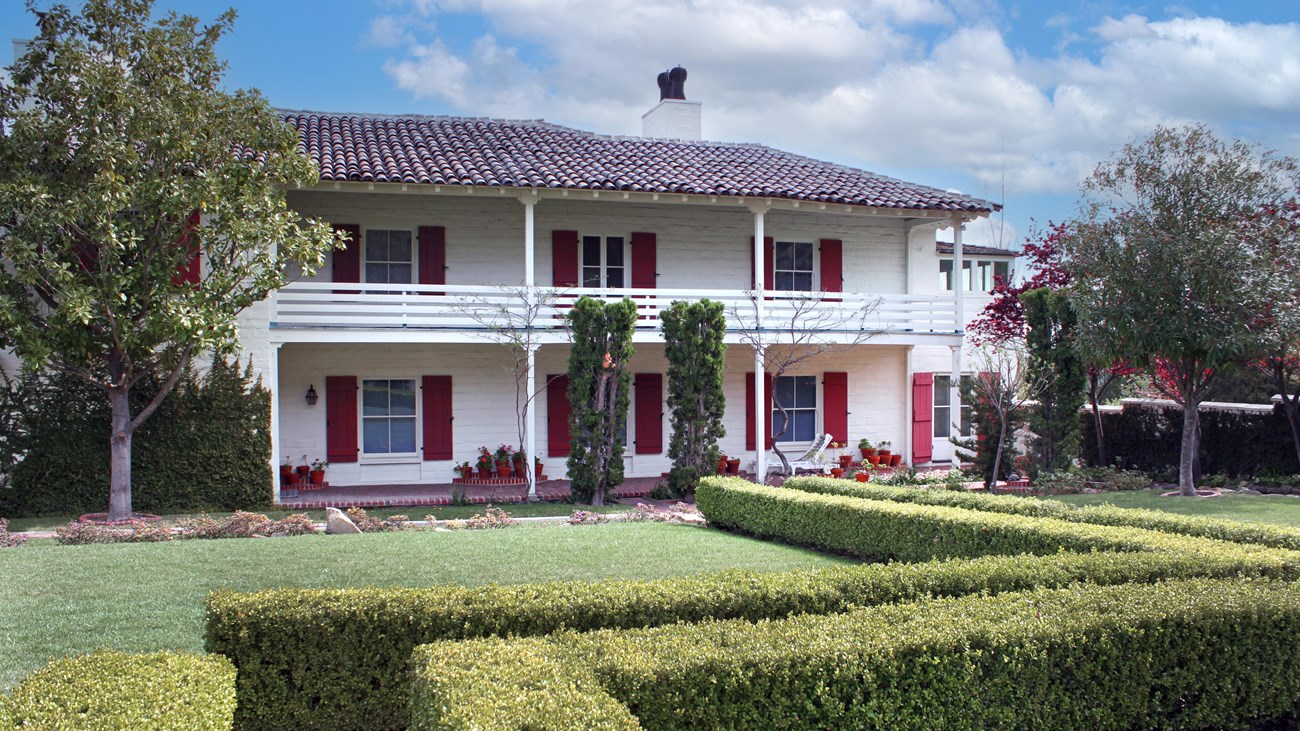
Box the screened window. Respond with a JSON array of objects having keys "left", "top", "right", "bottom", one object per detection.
[
  {"left": 362, "top": 379, "right": 417, "bottom": 454},
  {"left": 933, "top": 375, "right": 973, "bottom": 438},
  {"left": 581, "top": 235, "right": 625, "bottom": 288},
  {"left": 774, "top": 241, "right": 814, "bottom": 291},
  {"left": 773, "top": 375, "right": 817, "bottom": 443},
  {"left": 365, "top": 229, "right": 413, "bottom": 284}
]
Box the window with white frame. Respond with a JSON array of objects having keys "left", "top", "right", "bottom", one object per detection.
[
  {"left": 939, "top": 259, "right": 1009, "bottom": 293},
  {"left": 773, "top": 375, "right": 817, "bottom": 443},
  {"left": 365, "top": 229, "right": 413, "bottom": 284},
  {"left": 581, "top": 235, "right": 625, "bottom": 288},
  {"left": 774, "top": 241, "right": 814, "bottom": 291},
  {"left": 361, "top": 379, "right": 417, "bottom": 455},
  {"left": 933, "top": 375, "right": 973, "bottom": 439}
]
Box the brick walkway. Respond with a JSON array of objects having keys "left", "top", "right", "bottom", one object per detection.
[{"left": 277, "top": 476, "right": 663, "bottom": 509}]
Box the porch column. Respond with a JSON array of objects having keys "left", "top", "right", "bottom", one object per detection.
[
  {"left": 750, "top": 201, "right": 770, "bottom": 481},
  {"left": 269, "top": 342, "right": 282, "bottom": 504},
  {"left": 951, "top": 215, "right": 965, "bottom": 460},
  {"left": 520, "top": 192, "right": 540, "bottom": 498}
]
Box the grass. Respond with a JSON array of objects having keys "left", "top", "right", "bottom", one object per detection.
[
  {"left": 3, "top": 501, "right": 632, "bottom": 533},
  {"left": 0, "top": 522, "right": 853, "bottom": 691},
  {"left": 1051, "top": 488, "right": 1300, "bottom": 527}
]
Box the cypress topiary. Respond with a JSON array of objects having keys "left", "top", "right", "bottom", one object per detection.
[
  {"left": 662, "top": 299, "right": 727, "bottom": 497},
  {"left": 565, "top": 297, "right": 637, "bottom": 505}
]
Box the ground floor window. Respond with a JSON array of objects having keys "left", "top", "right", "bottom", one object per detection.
[
  {"left": 773, "top": 375, "right": 817, "bottom": 442},
  {"left": 933, "top": 375, "right": 973, "bottom": 439},
  {"left": 362, "top": 379, "right": 417, "bottom": 454}
]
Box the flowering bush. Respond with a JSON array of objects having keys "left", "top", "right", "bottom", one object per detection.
[
  {"left": 568, "top": 510, "right": 609, "bottom": 525},
  {"left": 178, "top": 511, "right": 274, "bottom": 539},
  {"left": 476, "top": 446, "right": 494, "bottom": 471},
  {"left": 271, "top": 513, "right": 318, "bottom": 536},
  {"left": 56, "top": 521, "right": 123, "bottom": 545},
  {"left": 1, "top": 518, "right": 28, "bottom": 548},
  {"left": 345, "top": 507, "right": 411, "bottom": 533},
  {"left": 465, "top": 506, "right": 516, "bottom": 530}
]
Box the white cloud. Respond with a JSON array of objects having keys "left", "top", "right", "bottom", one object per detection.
[
  {"left": 371, "top": 1, "right": 1300, "bottom": 206},
  {"left": 364, "top": 15, "right": 416, "bottom": 49}
]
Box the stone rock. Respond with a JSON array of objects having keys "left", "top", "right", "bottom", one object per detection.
[
  {"left": 325, "top": 507, "right": 362, "bottom": 534},
  {"left": 1238, "top": 487, "right": 1263, "bottom": 495},
  {"left": 669, "top": 512, "right": 707, "bottom": 525}
]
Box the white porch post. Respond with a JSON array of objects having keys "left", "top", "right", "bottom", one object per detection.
[
  {"left": 750, "top": 202, "right": 770, "bottom": 481},
  {"left": 951, "top": 216, "right": 965, "bottom": 454},
  {"left": 520, "top": 192, "right": 539, "bottom": 499},
  {"left": 269, "top": 342, "right": 282, "bottom": 504}
]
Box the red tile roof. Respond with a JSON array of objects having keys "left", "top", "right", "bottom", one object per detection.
[
  {"left": 283, "top": 111, "right": 998, "bottom": 214},
  {"left": 936, "top": 242, "right": 1017, "bottom": 257}
]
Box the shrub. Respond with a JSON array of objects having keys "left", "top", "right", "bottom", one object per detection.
[
  {"left": 345, "top": 507, "right": 410, "bottom": 532},
  {"left": 54, "top": 520, "right": 121, "bottom": 545},
  {"left": 697, "top": 478, "right": 1261, "bottom": 562},
  {"left": 270, "top": 513, "right": 317, "bottom": 536},
  {"left": 0, "top": 357, "right": 272, "bottom": 518},
  {"left": 206, "top": 545, "right": 1300, "bottom": 730},
  {"left": 568, "top": 510, "right": 610, "bottom": 525},
  {"left": 412, "top": 578, "right": 1300, "bottom": 730},
  {"left": 464, "top": 506, "right": 515, "bottom": 529},
  {"left": 178, "top": 511, "right": 273, "bottom": 539},
  {"left": 779, "top": 475, "right": 1300, "bottom": 551},
  {"left": 0, "top": 518, "right": 26, "bottom": 548},
  {"left": 0, "top": 650, "right": 235, "bottom": 730}
]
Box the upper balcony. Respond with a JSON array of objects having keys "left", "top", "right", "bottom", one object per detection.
[{"left": 268, "top": 281, "right": 960, "bottom": 345}]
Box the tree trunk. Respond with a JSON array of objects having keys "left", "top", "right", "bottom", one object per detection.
[
  {"left": 108, "top": 386, "right": 134, "bottom": 521},
  {"left": 1089, "top": 374, "right": 1106, "bottom": 466},
  {"left": 989, "top": 411, "right": 1007, "bottom": 491},
  {"left": 1178, "top": 400, "right": 1199, "bottom": 496}
]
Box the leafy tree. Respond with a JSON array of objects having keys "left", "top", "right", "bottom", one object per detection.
[
  {"left": 565, "top": 296, "right": 636, "bottom": 505},
  {"left": 0, "top": 0, "right": 339, "bottom": 519},
  {"left": 662, "top": 299, "right": 727, "bottom": 496},
  {"left": 1067, "top": 124, "right": 1299, "bottom": 495},
  {"left": 1020, "top": 287, "right": 1086, "bottom": 473},
  {"left": 953, "top": 343, "right": 1045, "bottom": 489}
]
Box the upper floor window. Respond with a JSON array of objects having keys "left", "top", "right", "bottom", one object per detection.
[
  {"left": 774, "top": 241, "right": 814, "bottom": 291},
  {"left": 939, "top": 258, "right": 1009, "bottom": 293},
  {"left": 365, "top": 229, "right": 413, "bottom": 284},
  {"left": 773, "top": 375, "right": 817, "bottom": 443},
  {"left": 362, "top": 378, "right": 417, "bottom": 455},
  {"left": 582, "top": 235, "right": 625, "bottom": 288}
]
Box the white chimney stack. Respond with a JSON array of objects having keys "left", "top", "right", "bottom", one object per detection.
[{"left": 642, "top": 66, "right": 701, "bottom": 141}]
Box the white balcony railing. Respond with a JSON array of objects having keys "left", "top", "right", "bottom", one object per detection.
[{"left": 270, "top": 282, "right": 959, "bottom": 338}]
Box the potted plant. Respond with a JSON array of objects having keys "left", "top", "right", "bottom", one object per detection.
[
  {"left": 534, "top": 457, "right": 546, "bottom": 481},
  {"left": 495, "top": 444, "right": 514, "bottom": 478},
  {"left": 855, "top": 460, "right": 874, "bottom": 482},
  {"left": 280, "top": 457, "right": 295, "bottom": 485},
  {"left": 454, "top": 461, "right": 474, "bottom": 480},
  {"left": 877, "top": 441, "right": 892, "bottom": 460},
  {"left": 476, "top": 446, "right": 494, "bottom": 479},
  {"left": 717, "top": 454, "right": 729, "bottom": 475},
  {"left": 889, "top": 453, "right": 903, "bottom": 467},
  {"left": 858, "top": 438, "right": 876, "bottom": 459},
  {"left": 726, "top": 456, "right": 741, "bottom": 474},
  {"left": 512, "top": 448, "right": 527, "bottom": 477},
  {"left": 296, "top": 454, "right": 311, "bottom": 480},
  {"left": 833, "top": 441, "right": 852, "bottom": 469},
  {"left": 310, "top": 458, "right": 328, "bottom": 486},
  {"left": 830, "top": 466, "right": 845, "bottom": 478}
]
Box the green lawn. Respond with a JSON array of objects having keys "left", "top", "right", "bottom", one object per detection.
[
  {"left": 1051, "top": 488, "right": 1300, "bottom": 527},
  {"left": 4, "top": 501, "right": 630, "bottom": 533},
  {"left": 0, "top": 522, "right": 852, "bottom": 691}
]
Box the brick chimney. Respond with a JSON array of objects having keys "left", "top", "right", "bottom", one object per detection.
[{"left": 641, "top": 66, "right": 701, "bottom": 140}]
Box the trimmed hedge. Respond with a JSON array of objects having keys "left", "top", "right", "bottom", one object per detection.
[
  {"left": 695, "top": 477, "right": 1280, "bottom": 562},
  {"left": 207, "top": 544, "right": 1300, "bottom": 730},
  {"left": 782, "top": 474, "right": 1300, "bottom": 550},
  {"left": 0, "top": 357, "right": 271, "bottom": 517},
  {"left": 411, "top": 578, "right": 1300, "bottom": 730},
  {"left": 0, "top": 650, "right": 235, "bottom": 730}
]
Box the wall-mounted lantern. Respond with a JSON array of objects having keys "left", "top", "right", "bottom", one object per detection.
[{"left": 306, "top": 384, "right": 318, "bottom": 406}]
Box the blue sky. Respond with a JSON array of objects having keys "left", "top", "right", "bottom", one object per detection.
[{"left": 6, "top": 0, "right": 1300, "bottom": 248}]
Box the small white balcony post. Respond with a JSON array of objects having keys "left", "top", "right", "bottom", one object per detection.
[
  {"left": 749, "top": 201, "right": 770, "bottom": 481},
  {"left": 951, "top": 214, "right": 965, "bottom": 452},
  {"left": 269, "top": 342, "right": 282, "bottom": 504},
  {"left": 519, "top": 192, "right": 540, "bottom": 498}
]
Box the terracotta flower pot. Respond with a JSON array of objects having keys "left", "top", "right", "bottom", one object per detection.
[
  {"left": 283, "top": 471, "right": 299, "bottom": 486},
  {"left": 867, "top": 455, "right": 881, "bottom": 466},
  {"left": 478, "top": 466, "right": 492, "bottom": 479},
  {"left": 727, "top": 458, "right": 740, "bottom": 474},
  {"left": 496, "top": 462, "right": 512, "bottom": 479},
  {"left": 889, "top": 455, "right": 903, "bottom": 467},
  {"left": 838, "top": 455, "right": 852, "bottom": 468},
  {"left": 718, "top": 458, "right": 729, "bottom": 475},
  {"left": 458, "top": 467, "right": 474, "bottom": 480},
  {"left": 295, "top": 465, "right": 311, "bottom": 478},
  {"left": 877, "top": 450, "right": 891, "bottom": 460},
  {"left": 860, "top": 448, "right": 876, "bottom": 458},
  {"left": 310, "top": 469, "right": 326, "bottom": 486},
  {"left": 830, "top": 468, "right": 844, "bottom": 478},
  {"left": 855, "top": 472, "right": 871, "bottom": 482}
]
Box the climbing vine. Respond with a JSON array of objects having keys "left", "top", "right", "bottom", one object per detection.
[
  {"left": 566, "top": 297, "right": 637, "bottom": 505},
  {"left": 662, "top": 300, "right": 728, "bottom": 496}
]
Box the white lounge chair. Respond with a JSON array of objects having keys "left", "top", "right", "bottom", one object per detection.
[{"left": 750, "top": 432, "right": 834, "bottom": 479}]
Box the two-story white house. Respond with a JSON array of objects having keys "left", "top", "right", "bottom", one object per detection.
[{"left": 217, "top": 79, "right": 1003, "bottom": 503}]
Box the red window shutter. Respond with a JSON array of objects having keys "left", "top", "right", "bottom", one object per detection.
[
  {"left": 417, "top": 226, "right": 446, "bottom": 294},
  {"left": 421, "top": 375, "right": 453, "bottom": 460},
  {"left": 634, "top": 373, "right": 663, "bottom": 454},
  {"left": 749, "top": 236, "right": 774, "bottom": 290},
  {"left": 332, "top": 224, "right": 361, "bottom": 294},
  {"left": 552, "top": 230, "right": 579, "bottom": 287},
  {"left": 912, "top": 372, "right": 935, "bottom": 464},
  {"left": 173, "top": 210, "right": 201, "bottom": 287},
  {"left": 745, "top": 371, "right": 774, "bottom": 450},
  {"left": 819, "top": 239, "right": 842, "bottom": 294},
  {"left": 325, "top": 376, "right": 359, "bottom": 464},
  {"left": 823, "top": 372, "right": 848, "bottom": 445},
  {"left": 547, "top": 374, "right": 572, "bottom": 457},
  {"left": 630, "top": 232, "right": 656, "bottom": 289}
]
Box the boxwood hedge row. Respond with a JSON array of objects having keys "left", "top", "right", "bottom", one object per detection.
[
  {"left": 207, "top": 520, "right": 1300, "bottom": 728},
  {"left": 411, "top": 578, "right": 1300, "bottom": 730},
  {"left": 781, "top": 474, "right": 1300, "bottom": 550},
  {"left": 695, "top": 477, "right": 1282, "bottom": 562},
  {"left": 0, "top": 650, "right": 236, "bottom": 730}
]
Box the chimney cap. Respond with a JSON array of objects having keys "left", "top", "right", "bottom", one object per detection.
[{"left": 656, "top": 66, "right": 687, "bottom": 101}]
